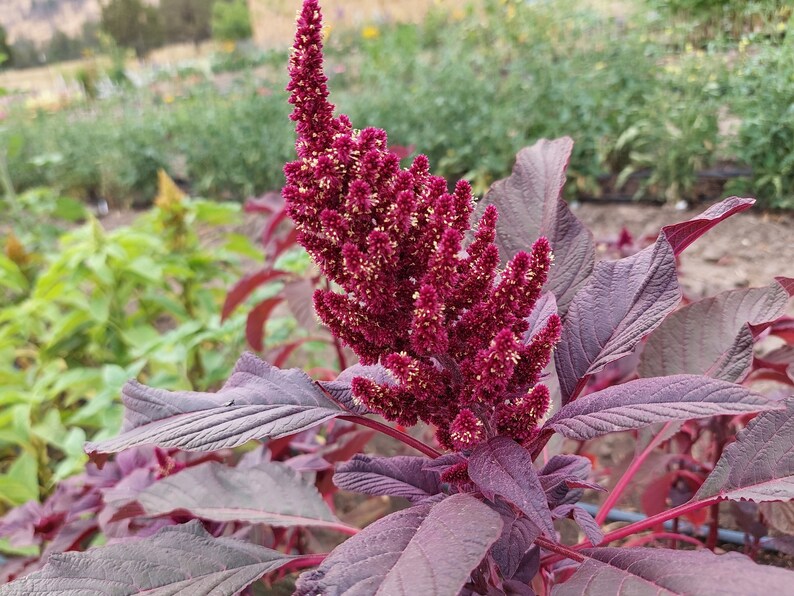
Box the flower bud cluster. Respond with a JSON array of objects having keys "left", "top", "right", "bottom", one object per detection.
[{"left": 285, "top": 0, "right": 561, "bottom": 450}]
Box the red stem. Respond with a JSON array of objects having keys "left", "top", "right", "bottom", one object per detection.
[
  {"left": 622, "top": 531, "right": 704, "bottom": 549},
  {"left": 323, "top": 521, "right": 359, "bottom": 536},
  {"left": 535, "top": 536, "right": 585, "bottom": 563},
  {"left": 706, "top": 433, "right": 727, "bottom": 550},
  {"left": 340, "top": 415, "right": 442, "bottom": 459},
  {"left": 596, "top": 422, "right": 673, "bottom": 525},
  {"left": 596, "top": 496, "right": 722, "bottom": 545},
  {"left": 541, "top": 496, "right": 723, "bottom": 567},
  {"left": 278, "top": 553, "right": 328, "bottom": 575}
]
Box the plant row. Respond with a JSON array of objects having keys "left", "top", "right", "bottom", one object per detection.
[{"left": 2, "top": 0, "right": 794, "bottom": 208}]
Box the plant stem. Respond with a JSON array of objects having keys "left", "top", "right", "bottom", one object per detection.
[
  {"left": 622, "top": 531, "right": 704, "bottom": 549},
  {"left": 596, "top": 496, "right": 721, "bottom": 545},
  {"left": 595, "top": 422, "right": 673, "bottom": 525},
  {"left": 324, "top": 522, "right": 359, "bottom": 536},
  {"left": 0, "top": 149, "right": 20, "bottom": 220},
  {"left": 541, "top": 496, "right": 722, "bottom": 567},
  {"left": 340, "top": 415, "right": 442, "bottom": 459},
  {"left": 279, "top": 553, "right": 328, "bottom": 575},
  {"left": 535, "top": 536, "right": 585, "bottom": 563}
]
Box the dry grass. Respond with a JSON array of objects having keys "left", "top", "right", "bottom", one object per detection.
[
  {"left": 247, "top": 0, "right": 460, "bottom": 48},
  {"left": 0, "top": 42, "right": 219, "bottom": 95}
]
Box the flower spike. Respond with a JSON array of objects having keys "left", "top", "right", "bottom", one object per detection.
[{"left": 285, "top": 0, "right": 560, "bottom": 449}]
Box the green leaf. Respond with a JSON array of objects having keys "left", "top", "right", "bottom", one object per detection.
[
  {"left": 52, "top": 197, "right": 88, "bottom": 222},
  {"left": 0, "top": 255, "right": 29, "bottom": 293},
  {"left": 225, "top": 233, "right": 264, "bottom": 261},
  {"left": 193, "top": 199, "right": 240, "bottom": 224},
  {"left": 125, "top": 256, "right": 164, "bottom": 283},
  {"left": 0, "top": 451, "right": 39, "bottom": 505}
]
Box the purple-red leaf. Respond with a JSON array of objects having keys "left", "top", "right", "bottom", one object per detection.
[
  {"left": 556, "top": 197, "right": 753, "bottom": 404},
  {"left": 283, "top": 278, "right": 321, "bottom": 331},
  {"left": 555, "top": 236, "right": 680, "bottom": 403},
  {"left": 539, "top": 455, "right": 603, "bottom": 508},
  {"left": 85, "top": 354, "right": 345, "bottom": 459},
  {"left": 553, "top": 504, "right": 604, "bottom": 545},
  {"left": 294, "top": 494, "right": 502, "bottom": 596},
  {"left": 112, "top": 461, "right": 348, "bottom": 530},
  {"left": 552, "top": 547, "right": 794, "bottom": 595},
  {"left": 696, "top": 398, "right": 794, "bottom": 503},
  {"left": 490, "top": 502, "right": 541, "bottom": 581},
  {"left": 639, "top": 279, "right": 793, "bottom": 382},
  {"left": 524, "top": 292, "right": 559, "bottom": 342},
  {"left": 660, "top": 196, "right": 755, "bottom": 256},
  {"left": 0, "top": 520, "right": 299, "bottom": 595},
  {"left": 319, "top": 363, "right": 395, "bottom": 415},
  {"left": 334, "top": 454, "right": 442, "bottom": 503},
  {"left": 543, "top": 375, "right": 781, "bottom": 441},
  {"left": 475, "top": 137, "right": 594, "bottom": 312},
  {"left": 469, "top": 437, "right": 556, "bottom": 538},
  {"left": 246, "top": 297, "right": 284, "bottom": 352},
  {"left": 222, "top": 269, "right": 288, "bottom": 321}
]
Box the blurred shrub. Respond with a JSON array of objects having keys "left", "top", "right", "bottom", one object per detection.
[
  {"left": 0, "top": 176, "right": 249, "bottom": 510},
  {"left": 0, "top": 0, "right": 792, "bottom": 208},
  {"left": 211, "top": 0, "right": 253, "bottom": 42},
  {"left": 726, "top": 35, "right": 794, "bottom": 209}
]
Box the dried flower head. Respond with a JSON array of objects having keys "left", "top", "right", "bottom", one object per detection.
[{"left": 285, "top": 0, "right": 561, "bottom": 449}]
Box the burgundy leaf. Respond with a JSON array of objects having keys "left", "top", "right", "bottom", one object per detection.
[
  {"left": 334, "top": 454, "right": 443, "bottom": 503},
  {"left": 222, "top": 269, "right": 288, "bottom": 321},
  {"left": 285, "top": 428, "right": 374, "bottom": 472},
  {"left": 660, "top": 196, "right": 755, "bottom": 256},
  {"left": 489, "top": 502, "right": 541, "bottom": 581},
  {"left": 244, "top": 190, "right": 283, "bottom": 214},
  {"left": 469, "top": 437, "right": 556, "bottom": 538},
  {"left": 246, "top": 297, "right": 284, "bottom": 352},
  {"left": 556, "top": 197, "right": 753, "bottom": 403},
  {"left": 555, "top": 236, "right": 680, "bottom": 403},
  {"left": 552, "top": 547, "right": 794, "bottom": 595},
  {"left": 539, "top": 455, "right": 603, "bottom": 508},
  {"left": 524, "top": 293, "right": 559, "bottom": 343},
  {"left": 553, "top": 504, "right": 603, "bottom": 545},
  {"left": 543, "top": 375, "right": 781, "bottom": 441},
  {"left": 0, "top": 521, "right": 299, "bottom": 595},
  {"left": 85, "top": 354, "right": 345, "bottom": 460},
  {"left": 318, "top": 363, "right": 395, "bottom": 415},
  {"left": 283, "top": 278, "right": 321, "bottom": 331},
  {"left": 696, "top": 398, "right": 794, "bottom": 502},
  {"left": 112, "top": 461, "right": 347, "bottom": 530},
  {"left": 775, "top": 276, "right": 794, "bottom": 296},
  {"left": 295, "top": 493, "right": 502, "bottom": 596},
  {"left": 475, "top": 137, "right": 594, "bottom": 312},
  {"left": 639, "top": 279, "right": 792, "bottom": 382}
]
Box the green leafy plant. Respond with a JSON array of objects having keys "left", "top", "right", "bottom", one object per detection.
[
  {"left": 0, "top": 174, "right": 249, "bottom": 512},
  {"left": 211, "top": 0, "right": 253, "bottom": 42},
  {"left": 727, "top": 35, "right": 794, "bottom": 209}
]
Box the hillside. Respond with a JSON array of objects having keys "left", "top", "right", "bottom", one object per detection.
[{"left": 0, "top": 0, "right": 100, "bottom": 45}]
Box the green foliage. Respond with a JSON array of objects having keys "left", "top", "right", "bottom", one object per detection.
[
  {"left": 0, "top": 181, "right": 248, "bottom": 508},
  {"left": 1, "top": 80, "right": 294, "bottom": 206},
  {"left": 211, "top": 0, "right": 253, "bottom": 42},
  {"left": 161, "top": 0, "right": 215, "bottom": 46},
  {"left": 0, "top": 26, "right": 10, "bottom": 70},
  {"left": 101, "top": 0, "right": 165, "bottom": 58},
  {"left": 727, "top": 35, "right": 794, "bottom": 209},
  {"left": 0, "top": 0, "right": 791, "bottom": 208},
  {"left": 649, "top": 0, "right": 790, "bottom": 42},
  {"left": 7, "top": 37, "right": 40, "bottom": 70},
  {"left": 44, "top": 30, "right": 83, "bottom": 63}
]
